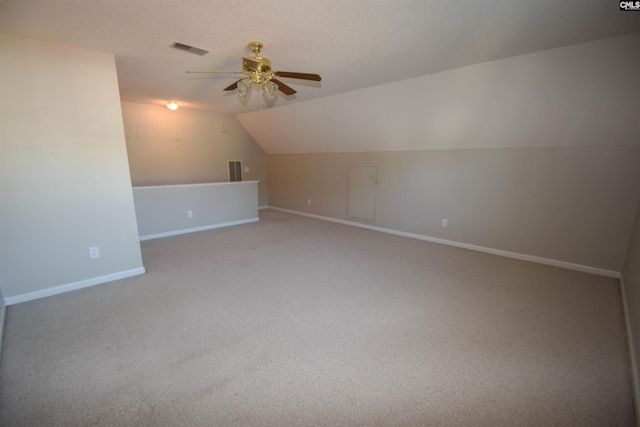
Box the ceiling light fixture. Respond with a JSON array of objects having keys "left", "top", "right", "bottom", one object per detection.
[
  {"left": 236, "top": 78, "right": 278, "bottom": 100},
  {"left": 237, "top": 79, "right": 251, "bottom": 97},
  {"left": 166, "top": 101, "right": 179, "bottom": 110}
]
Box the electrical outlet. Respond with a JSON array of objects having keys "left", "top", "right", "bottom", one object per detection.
[
  {"left": 441, "top": 219, "right": 448, "bottom": 227},
  {"left": 307, "top": 199, "right": 311, "bottom": 206},
  {"left": 244, "top": 166, "right": 250, "bottom": 173},
  {"left": 188, "top": 210, "right": 193, "bottom": 218},
  {"left": 89, "top": 246, "right": 100, "bottom": 259}
]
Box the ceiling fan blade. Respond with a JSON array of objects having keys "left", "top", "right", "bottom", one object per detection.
[
  {"left": 223, "top": 80, "right": 241, "bottom": 91},
  {"left": 271, "top": 78, "right": 297, "bottom": 96},
  {"left": 274, "top": 71, "right": 321, "bottom": 81},
  {"left": 186, "top": 70, "right": 244, "bottom": 74}
]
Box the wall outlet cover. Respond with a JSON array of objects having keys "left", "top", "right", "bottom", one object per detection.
[{"left": 89, "top": 247, "right": 100, "bottom": 258}]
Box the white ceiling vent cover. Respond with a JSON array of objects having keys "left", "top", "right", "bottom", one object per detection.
[{"left": 170, "top": 42, "right": 209, "bottom": 56}]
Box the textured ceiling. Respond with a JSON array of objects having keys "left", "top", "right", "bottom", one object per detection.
[{"left": 1, "top": 0, "right": 639, "bottom": 115}]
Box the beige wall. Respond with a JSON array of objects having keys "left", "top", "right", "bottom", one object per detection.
[
  {"left": 122, "top": 102, "right": 268, "bottom": 207},
  {"left": 257, "top": 34, "right": 640, "bottom": 275},
  {"left": 268, "top": 146, "right": 640, "bottom": 273},
  {"left": 0, "top": 33, "right": 144, "bottom": 300},
  {"left": 133, "top": 182, "right": 259, "bottom": 239}
]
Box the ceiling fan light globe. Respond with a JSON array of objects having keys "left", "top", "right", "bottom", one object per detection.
[
  {"left": 237, "top": 79, "right": 251, "bottom": 97},
  {"left": 263, "top": 81, "right": 277, "bottom": 99}
]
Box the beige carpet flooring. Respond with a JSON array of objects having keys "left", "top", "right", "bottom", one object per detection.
[{"left": 0, "top": 209, "right": 635, "bottom": 426}]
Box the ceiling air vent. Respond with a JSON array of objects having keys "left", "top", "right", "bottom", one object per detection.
[{"left": 170, "top": 42, "right": 209, "bottom": 56}]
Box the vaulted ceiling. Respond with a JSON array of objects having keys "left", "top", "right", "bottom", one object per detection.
[{"left": 1, "top": 0, "right": 639, "bottom": 116}]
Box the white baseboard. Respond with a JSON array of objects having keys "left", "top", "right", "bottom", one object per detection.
[
  {"left": 139, "top": 217, "right": 259, "bottom": 241},
  {"left": 0, "top": 298, "right": 5, "bottom": 361},
  {"left": 258, "top": 205, "right": 269, "bottom": 210},
  {"left": 268, "top": 206, "right": 621, "bottom": 279},
  {"left": 4, "top": 267, "right": 146, "bottom": 306},
  {"left": 620, "top": 277, "right": 640, "bottom": 427}
]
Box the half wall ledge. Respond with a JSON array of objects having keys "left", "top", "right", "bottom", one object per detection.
[{"left": 132, "top": 181, "right": 260, "bottom": 240}]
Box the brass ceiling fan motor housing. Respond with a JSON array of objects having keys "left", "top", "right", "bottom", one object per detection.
[{"left": 243, "top": 42, "right": 272, "bottom": 84}]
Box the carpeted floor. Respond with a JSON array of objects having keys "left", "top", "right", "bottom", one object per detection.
[{"left": 0, "top": 209, "right": 635, "bottom": 426}]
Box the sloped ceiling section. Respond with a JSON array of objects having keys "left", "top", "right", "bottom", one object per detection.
[
  {"left": 1, "top": 0, "right": 639, "bottom": 115},
  {"left": 237, "top": 34, "right": 640, "bottom": 154}
]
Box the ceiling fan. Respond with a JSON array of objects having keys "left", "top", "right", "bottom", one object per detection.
[{"left": 187, "top": 42, "right": 321, "bottom": 100}]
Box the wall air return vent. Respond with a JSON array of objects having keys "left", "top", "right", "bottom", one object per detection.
[{"left": 170, "top": 42, "right": 209, "bottom": 56}]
